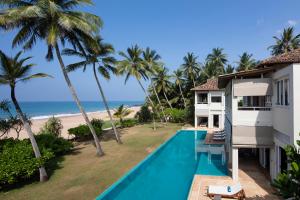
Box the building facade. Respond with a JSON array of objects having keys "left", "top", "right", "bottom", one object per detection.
[
  {"left": 218, "top": 49, "right": 300, "bottom": 181},
  {"left": 193, "top": 79, "right": 225, "bottom": 130}
]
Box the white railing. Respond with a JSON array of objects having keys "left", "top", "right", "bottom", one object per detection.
[{"left": 238, "top": 106, "right": 272, "bottom": 111}]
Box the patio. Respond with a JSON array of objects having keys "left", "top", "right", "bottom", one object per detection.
[{"left": 188, "top": 158, "right": 281, "bottom": 200}]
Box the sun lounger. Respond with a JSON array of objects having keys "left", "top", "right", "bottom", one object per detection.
[
  {"left": 213, "top": 131, "right": 226, "bottom": 140},
  {"left": 207, "top": 183, "right": 246, "bottom": 200}
]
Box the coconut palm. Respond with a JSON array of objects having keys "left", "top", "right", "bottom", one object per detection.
[
  {"left": 268, "top": 27, "right": 300, "bottom": 55},
  {"left": 0, "top": 0, "right": 105, "bottom": 156},
  {"left": 206, "top": 48, "right": 227, "bottom": 75},
  {"left": 142, "top": 47, "right": 167, "bottom": 122},
  {"left": 152, "top": 67, "right": 173, "bottom": 108},
  {"left": 172, "top": 69, "right": 187, "bottom": 108},
  {"left": 236, "top": 52, "right": 256, "bottom": 72},
  {"left": 113, "top": 104, "right": 132, "bottom": 124},
  {"left": 181, "top": 53, "right": 200, "bottom": 87},
  {"left": 117, "top": 45, "right": 155, "bottom": 108},
  {"left": 62, "top": 36, "right": 122, "bottom": 144},
  {"left": 225, "top": 64, "right": 235, "bottom": 74},
  {"left": 0, "top": 50, "right": 51, "bottom": 182}
]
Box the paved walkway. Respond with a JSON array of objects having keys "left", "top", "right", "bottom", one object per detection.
[{"left": 188, "top": 159, "right": 281, "bottom": 200}]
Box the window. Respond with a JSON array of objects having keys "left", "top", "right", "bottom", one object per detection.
[
  {"left": 197, "top": 93, "right": 208, "bottom": 104},
  {"left": 238, "top": 96, "right": 272, "bottom": 111},
  {"left": 276, "top": 78, "right": 289, "bottom": 106},
  {"left": 211, "top": 96, "right": 222, "bottom": 103}
]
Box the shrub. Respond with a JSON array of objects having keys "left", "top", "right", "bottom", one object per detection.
[
  {"left": 165, "top": 108, "right": 186, "bottom": 123},
  {"left": 40, "top": 116, "right": 63, "bottom": 137},
  {"left": 0, "top": 138, "right": 53, "bottom": 187},
  {"left": 91, "top": 118, "right": 103, "bottom": 130},
  {"left": 68, "top": 124, "right": 102, "bottom": 140},
  {"left": 135, "top": 105, "right": 151, "bottom": 123},
  {"left": 35, "top": 133, "right": 73, "bottom": 156},
  {"left": 121, "top": 119, "right": 138, "bottom": 128}
]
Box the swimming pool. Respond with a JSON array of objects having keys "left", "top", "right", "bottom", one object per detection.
[{"left": 97, "top": 130, "right": 227, "bottom": 200}]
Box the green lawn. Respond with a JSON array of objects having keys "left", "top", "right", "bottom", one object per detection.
[{"left": 0, "top": 123, "right": 181, "bottom": 200}]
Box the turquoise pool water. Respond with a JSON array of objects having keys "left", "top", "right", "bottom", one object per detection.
[{"left": 97, "top": 130, "right": 227, "bottom": 200}]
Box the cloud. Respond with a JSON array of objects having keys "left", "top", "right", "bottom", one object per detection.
[{"left": 287, "top": 20, "right": 297, "bottom": 26}]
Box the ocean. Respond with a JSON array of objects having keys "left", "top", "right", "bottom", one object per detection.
[{"left": 0, "top": 101, "right": 143, "bottom": 120}]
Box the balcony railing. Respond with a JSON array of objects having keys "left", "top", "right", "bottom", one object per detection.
[{"left": 238, "top": 106, "right": 272, "bottom": 111}]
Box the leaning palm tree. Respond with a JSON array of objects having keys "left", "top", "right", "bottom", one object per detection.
[
  {"left": 117, "top": 45, "right": 155, "bottom": 108},
  {"left": 152, "top": 67, "right": 173, "bottom": 109},
  {"left": 142, "top": 48, "right": 167, "bottom": 122},
  {"left": 206, "top": 48, "right": 227, "bottom": 75},
  {"left": 62, "top": 36, "right": 122, "bottom": 144},
  {"left": 0, "top": 50, "right": 51, "bottom": 182},
  {"left": 268, "top": 27, "right": 300, "bottom": 55},
  {"left": 113, "top": 104, "right": 132, "bottom": 124},
  {"left": 181, "top": 53, "right": 200, "bottom": 87},
  {"left": 236, "top": 52, "right": 256, "bottom": 72},
  {"left": 172, "top": 69, "right": 187, "bottom": 108},
  {"left": 0, "top": 0, "right": 104, "bottom": 156}
]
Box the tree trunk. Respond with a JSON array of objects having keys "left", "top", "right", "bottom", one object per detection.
[
  {"left": 10, "top": 85, "right": 48, "bottom": 182},
  {"left": 54, "top": 44, "right": 104, "bottom": 156},
  {"left": 137, "top": 79, "right": 156, "bottom": 128},
  {"left": 163, "top": 91, "right": 173, "bottom": 109},
  {"left": 93, "top": 63, "right": 122, "bottom": 144},
  {"left": 151, "top": 81, "right": 167, "bottom": 122},
  {"left": 192, "top": 77, "right": 196, "bottom": 88},
  {"left": 178, "top": 83, "right": 187, "bottom": 108}
]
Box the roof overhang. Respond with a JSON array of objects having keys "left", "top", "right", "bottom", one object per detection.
[{"left": 218, "top": 67, "right": 275, "bottom": 88}]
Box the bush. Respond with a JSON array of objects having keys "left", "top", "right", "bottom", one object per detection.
[
  {"left": 121, "top": 119, "right": 138, "bottom": 128},
  {"left": 40, "top": 116, "right": 63, "bottom": 137},
  {"left": 165, "top": 108, "right": 186, "bottom": 123},
  {"left": 0, "top": 138, "right": 53, "bottom": 187},
  {"left": 135, "top": 105, "right": 151, "bottom": 123},
  {"left": 68, "top": 124, "right": 102, "bottom": 140},
  {"left": 91, "top": 118, "right": 103, "bottom": 130},
  {"left": 36, "top": 133, "right": 73, "bottom": 156}
]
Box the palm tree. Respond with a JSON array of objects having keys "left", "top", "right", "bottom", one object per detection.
[
  {"left": 236, "top": 52, "right": 256, "bottom": 72},
  {"left": 225, "top": 64, "right": 235, "bottom": 74},
  {"left": 113, "top": 104, "right": 132, "bottom": 124},
  {"left": 117, "top": 45, "right": 155, "bottom": 108},
  {"left": 206, "top": 48, "right": 227, "bottom": 75},
  {"left": 181, "top": 52, "right": 200, "bottom": 87},
  {"left": 62, "top": 36, "right": 122, "bottom": 144},
  {"left": 268, "top": 27, "right": 300, "bottom": 55},
  {"left": 152, "top": 67, "right": 173, "bottom": 109},
  {"left": 0, "top": 50, "right": 51, "bottom": 182},
  {"left": 142, "top": 48, "right": 167, "bottom": 122},
  {"left": 172, "top": 69, "right": 187, "bottom": 108},
  {"left": 0, "top": 0, "right": 105, "bottom": 156}
]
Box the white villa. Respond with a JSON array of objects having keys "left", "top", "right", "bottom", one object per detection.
[
  {"left": 218, "top": 49, "right": 300, "bottom": 181},
  {"left": 192, "top": 78, "right": 225, "bottom": 129}
]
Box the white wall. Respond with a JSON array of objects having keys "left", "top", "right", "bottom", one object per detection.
[
  {"left": 292, "top": 64, "right": 300, "bottom": 147},
  {"left": 272, "top": 65, "right": 293, "bottom": 138}
]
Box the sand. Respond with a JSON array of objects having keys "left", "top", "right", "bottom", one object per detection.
[{"left": 5, "top": 106, "right": 141, "bottom": 139}]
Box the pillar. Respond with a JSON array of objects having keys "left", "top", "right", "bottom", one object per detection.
[{"left": 232, "top": 147, "right": 239, "bottom": 181}]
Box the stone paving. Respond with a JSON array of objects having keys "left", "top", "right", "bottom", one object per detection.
[{"left": 188, "top": 159, "right": 282, "bottom": 200}]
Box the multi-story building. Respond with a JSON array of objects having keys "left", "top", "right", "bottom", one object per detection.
[
  {"left": 218, "top": 49, "right": 300, "bottom": 181},
  {"left": 192, "top": 78, "right": 225, "bottom": 129}
]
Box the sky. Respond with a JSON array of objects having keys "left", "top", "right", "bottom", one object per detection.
[{"left": 1, "top": 0, "right": 300, "bottom": 102}]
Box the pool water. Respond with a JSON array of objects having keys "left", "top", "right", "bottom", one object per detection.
[{"left": 97, "top": 130, "right": 227, "bottom": 200}]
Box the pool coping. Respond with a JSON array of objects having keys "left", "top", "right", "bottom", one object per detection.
[{"left": 96, "top": 130, "right": 185, "bottom": 199}]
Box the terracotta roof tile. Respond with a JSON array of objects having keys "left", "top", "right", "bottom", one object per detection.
[
  {"left": 257, "top": 48, "right": 300, "bottom": 67},
  {"left": 191, "top": 78, "right": 220, "bottom": 91}
]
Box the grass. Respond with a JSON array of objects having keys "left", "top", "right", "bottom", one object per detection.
[{"left": 0, "top": 123, "right": 182, "bottom": 200}]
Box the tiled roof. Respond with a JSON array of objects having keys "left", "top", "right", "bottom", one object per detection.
[
  {"left": 257, "top": 48, "right": 300, "bottom": 67},
  {"left": 191, "top": 78, "right": 220, "bottom": 91}
]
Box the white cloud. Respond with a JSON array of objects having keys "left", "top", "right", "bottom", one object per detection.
[
  {"left": 287, "top": 20, "right": 297, "bottom": 26},
  {"left": 256, "top": 18, "right": 264, "bottom": 25}
]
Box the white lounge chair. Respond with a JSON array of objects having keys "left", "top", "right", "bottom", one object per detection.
[{"left": 207, "top": 183, "right": 246, "bottom": 200}]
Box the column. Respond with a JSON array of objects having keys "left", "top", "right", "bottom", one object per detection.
[
  {"left": 270, "top": 146, "right": 276, "bottom": 180},
  {"left": 232, "top": 147, "right": 239, "bottom": 181}
]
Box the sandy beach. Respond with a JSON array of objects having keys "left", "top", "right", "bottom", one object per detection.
[{"left": 5, "top": 106, "right": 141, "bottom": 140}]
